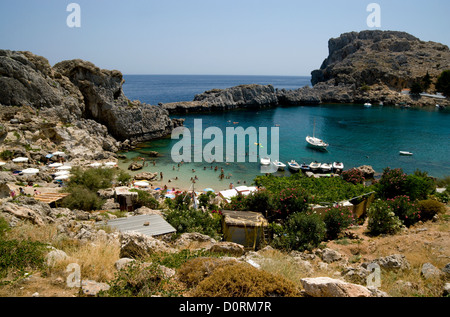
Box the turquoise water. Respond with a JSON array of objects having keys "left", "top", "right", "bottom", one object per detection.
[{"left": 119, "top": 103, "right": 450, "bottom": 192}]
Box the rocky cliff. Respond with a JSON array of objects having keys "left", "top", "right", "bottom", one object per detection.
[
  {"left": 0, "top": 50, "right": 182, "bottom": 160},
  {"left": 311, "top": 30, "right": 450, "bottom": 90}
]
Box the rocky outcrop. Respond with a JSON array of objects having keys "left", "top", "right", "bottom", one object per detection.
[
  {"left": 162, "top": 84, "right": 279, "bottom": 114},
  {"left": 311, "top": 30, "right": 450, "bottom": 90},
  {"left": 0, "top": 50, "right": 183, "bottom": 157}
]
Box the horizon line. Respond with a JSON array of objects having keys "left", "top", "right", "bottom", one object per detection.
[{"left": 122, "top": 74, "right": 313, "bottom": 77}]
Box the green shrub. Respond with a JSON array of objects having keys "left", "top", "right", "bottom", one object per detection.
[
  {"left": 417, "top": 200, "right": 446, "bottom": 221},
  {"left": 404, "top": 172, "right": 436, "bottom": 201},
  {"left": 0, "top": 217, "right": 9, "bottom": 238},
  {"left": 244, "top": 189, "right": 276, "bottom": 216},
  {"left": 274, "top": 187, "right": 310, "bottom": 220},
  {"left": 387, "top": 196, "right": 421, "bottom": 227},
  {"left": 341, "top": 168, "right": 366, "bottom": 185},
  {"left": 191, "top": 262, "right": 301, "bottom": 297},
  {"left": 67, "top": 167, "right": 115, "bottom": 192},
  {"left": 61, "top": 186, "right": 105, "bottom": 211},
  {"left": 376, "top": 167, "right": 408, "bottom": 199},
  {"left": 0, "top": 150, "right": 13, "bottom": 161},
  {"left": 130, "top": 189, "right": 159, "bottom": 209},
  {"left": 116, "top": 169, "right": 132, "bottom": 185},
  {"left": 367, "top": 199, "right": 403, "bottom": 235},
  {"left": 0, "top": 239, "right": 47, "bottom": 279},
  {"left": 271, "top": 212, "right": 326, "bottom": 252},
  {"left": 323, "top": 206, "right": 355, "bottom": 240},
  {"left": 164, "top": 208, "right": 222, "bottom": 240},
  {"left": 102, "top": 262, "right": 181, "bottom": 297}
]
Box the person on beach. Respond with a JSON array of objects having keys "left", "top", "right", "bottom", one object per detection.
[{"left": 160, "top": 172, "right": 163, "bottom": 180}]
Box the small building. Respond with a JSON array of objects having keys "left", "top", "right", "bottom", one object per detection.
[
  {"left": 102, "top": 214, "right": 176, "bottom": 238},
  {"left": 222, "top": 210, "right": 269, "bottom": 251},
  {"left": 114, "top": 186, "right": 138, "bottom": 212}
]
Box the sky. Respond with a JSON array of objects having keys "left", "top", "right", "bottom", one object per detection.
[{"left": 0, "top": 0, "right": 449, "bottom": 76}]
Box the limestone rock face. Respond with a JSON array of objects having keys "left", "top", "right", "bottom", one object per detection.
[
  {"left": 311, "top": 30, "right": 450, "bottom": 90},
  {"left": 0, "top": 50, "right": 84, "bottom": 121},
  {"left": 53, "top": 59, "right": 176, "bottom": 142}
]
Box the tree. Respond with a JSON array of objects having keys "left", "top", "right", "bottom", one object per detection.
[
  {"left": 410, "top": 81, "right": 423, "bottom": 96},
  {"left": 422, "top": 72, "right": 432, "bottom": 91},
  {"left": 436, "top": 70, "right": 450, "bottom": 97}
]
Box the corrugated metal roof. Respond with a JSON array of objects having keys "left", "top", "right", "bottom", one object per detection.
[{"left": 103, "top": 214, "right": 176, "bottom": 237}]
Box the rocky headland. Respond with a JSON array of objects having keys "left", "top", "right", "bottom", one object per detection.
[
  {"left": 0, "top": 49, "right": 183, "bottom": 162},
  {"left": 162, "top": 30, "right": 450, "bottom": 114}
]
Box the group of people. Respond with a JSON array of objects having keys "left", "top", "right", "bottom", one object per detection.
[{"left": 10, "top": 187, "right": 41, "bottom": 198}]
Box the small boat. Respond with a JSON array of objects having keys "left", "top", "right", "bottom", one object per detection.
[
  {"left": 364, "top": 103, "right": 372, "bottom": 108},
  {"left": 260, "top": 157, "right": 271, "bottom": 166},
  {"left": 333, "top": 162, "right": 344, "bottom": 171},
  {"left": 300, "top": 163, "right": 311, "bottom": 172},
  {"left": 309, "top": 161, "right": 322, "bottom": 172},
  {"left": 306, "top": 119, "right": 328, "bottom": 151},
  {"left": 273, "top": 160, "right": 286, "bottom": 171},
  {"left": 288, "top": 160, "right": 301, "bottom": 172},
  {"left": 320, "top": 163, "right": 332, "bottom": 173},
  {"left": 399, "top": 151, "right": 413, "bottom": 156}
]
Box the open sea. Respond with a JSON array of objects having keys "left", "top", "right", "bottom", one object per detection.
[{"left": 121, "top": 75, "right": 450, "bottom": 192}]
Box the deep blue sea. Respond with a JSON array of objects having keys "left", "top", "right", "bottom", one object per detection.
[{"left": 122, "top": 75, "right": 450, "bottom": 192}]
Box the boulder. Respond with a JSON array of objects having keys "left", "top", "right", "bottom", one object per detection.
[
  {"left": 421, "top": 263, "right": 443, "bottom": 279},
  {"left": 300, "top": 277, "right": 373, "bottom": 297},
  {"left": 114, "top": 258, "right": 136, "bottom": 271},
  {"left": 45, "top": 249, "right": 69, "bottom": 267},
  {"left": 134, "top": 172, "right": 158, "bottom": 181},
  {"left": 174, "top": 232, "right": 217, "bottom": 249},
  {"left": 119, "top": 232, "right": 176, "bottom": 258},
  {"left": 370, "top": 254, "right": 410, "bottom": 271},
  {"left": 81, "top": 280, "right": 110, "bottom": 297},
  {"left": 208, "top": 241, "right": 245, "bottom": 257},
  {"left": 321, "top": 248, "right": 342, "bottom": 263}
]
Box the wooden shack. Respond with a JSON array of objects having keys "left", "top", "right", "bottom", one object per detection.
[{"left": 222, "top": 210, "right": 269, "bottom": 251}]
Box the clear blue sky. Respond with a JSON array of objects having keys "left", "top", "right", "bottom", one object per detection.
[{"left": 1, "top": 0, "right": 449, "bottom": 76}]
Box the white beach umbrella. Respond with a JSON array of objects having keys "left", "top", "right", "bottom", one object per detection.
[
  {"left": 22, "top": 168, "right": 40, "bottom": 174},
  {"left": 0, "top": 162, "right": 6, "bottom": 166},
  {"left": 54, "top": 174, "right": 71, "bottom": 180},
  {"left": 104, "top": 162, "right": 117, "bottom": 167},
  {"left": 134, "top": 181, "right": 150, "bottom": 187},
  {"left": 90, "top": 162, "right": 102, "bottom": 168},
  {"left": 56, "top": 165, "right": 72, "bottom": 170},
  {"left": 48, "top": 162, "right": 63, "bottom": 167},
  {"left": 12, "top": 157, "right": 29, "bottom": 163},
  {"left": 54, "top": 171, "right": 70, "bottom": 176}
]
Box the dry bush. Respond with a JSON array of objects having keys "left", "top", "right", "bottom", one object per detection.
[
  {"left": 190, "top": 261, "right": 301, "bottom": 297},
  {"left": 177, "top": 257, "right": 238, "bottom": 288}
]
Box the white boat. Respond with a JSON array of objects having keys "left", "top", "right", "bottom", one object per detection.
[
  {"left": 309, "top": 161, "right": 322, "bottom": 171},
  {"left": 364, "top": 102, "right": 372, "bottom": 108},
  {"left": 260, "top": 157, "right": 271, "bottom": 166},
  {"left": 333, "top": 162, "right": 344, "bottom": 171},
  {"left": 320, "top": 163, "right": 332, "bottom": 173},
  {"left": 288, "top": 160, "right": 301, "bottom": 172},
  {"left": 399, "top": 151, "right": 413, "bottom": 156},
  {"left": 306, "top": 119, "right": 328, "bottom": 151},
  {"left": 273, "top": 160, "right": 286, "bottom": 171}
]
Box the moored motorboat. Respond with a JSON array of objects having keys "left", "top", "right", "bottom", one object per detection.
[
  {"left": 320, "top": 163, "right": 332, "bottom": 173},
  {"left": 288, "top": 160, "right": 301, "bottom": 172},
  {"left": 399, "top": 151, "right": 413, "bottom": 156},
  {"left": 364, "top": 102, "right": 372, "bottom": 108},
  {"left": 300, "top": 163, "right": 311, "bottom": 172},
  {"left": 273, "top": 160, "right": 286, "bottom": 171},
  {"left": 309, "top": 161, "right": 321, "bottom": 172},
  {"left": 260, "top": 157, "right": 271, "bottom": 165},
  {"left": 333, "top": 162, "right": 344, "bottom": 171}
]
